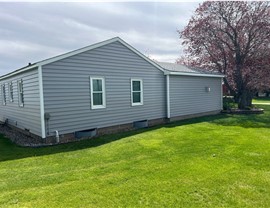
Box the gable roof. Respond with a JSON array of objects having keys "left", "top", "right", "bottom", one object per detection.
[
  {"left": 155, "top": 61, "right": 224, "bottom": 78},
  {"left": 0, "top": 37, "right": 165, "bottom": 80},
  {"left": 0, "top": 37, "right": 224, "bottom": 80}
]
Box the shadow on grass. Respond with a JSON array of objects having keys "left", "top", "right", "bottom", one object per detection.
[
  {"left": 0, "top": 125, "right": 166, "bottom": 162},
  {"left": 166, "top": 104, "right": 270, "bottom": 129},
  {"left": 1, "top": 105, "right": 269, "bottom": 162},
  {"left": 209, "top": 104, "right": 270, "bottom": 129}
]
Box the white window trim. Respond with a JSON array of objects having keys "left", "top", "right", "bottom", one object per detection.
[
  {"left": 90, "top": 77, "right": 106, "bottom": 109},
  {"left": 18, "top": 80, "right": 24, "bottom": 107},
  {"left": 131, "top": 79, "right": 143, "bottom": 106},
  {"left": 8, "top": 82, "right": 13, "bottom": 102},
  {"left": 2, "top": 84, "right": 6, "bottom": 105}
]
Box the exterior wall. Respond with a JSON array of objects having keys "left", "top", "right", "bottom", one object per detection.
[
  {"left": 170, "top": 75, "right": 222, "bottom": 117},
  {"left": 0, "top": 68, "right": 42, "bottom": 136},
  {"left": 169, "top": 110, "right": 220, "bottom": 122},
  {"left": 42, "top": 41, "right": 166, "bottom": 136}
]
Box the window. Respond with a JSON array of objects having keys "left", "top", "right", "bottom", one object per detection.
[
  {"left": 131, "top": 79, "right": 143, "bottom": 106},
  {"left": 1, "top": 84, "right": 6, "bottom": 105},
  {"left": 9, "top": 82, "right": 13, "bottom": 102},
  {"left": 18, "top": 80, "right": 24, "bottom": 107},
  {"left": 90, "top": 77, "right": 106, "bottom": 109}
]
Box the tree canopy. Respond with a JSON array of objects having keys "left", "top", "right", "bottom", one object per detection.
[{"left": 179, "top": 1, "right": 270, "bottom": 109}]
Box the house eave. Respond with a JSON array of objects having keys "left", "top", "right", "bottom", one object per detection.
[
  {"left": 0, "top": 64, "right": 39, "bottom": 80},
  {"left": 166, "top": 71, "right": 225, "bottom": 78}
]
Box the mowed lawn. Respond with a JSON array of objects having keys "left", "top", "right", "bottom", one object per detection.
[
  {"left": 0, "top": 103, "right": 270, "bottom": 207},
  {"left": 253, "top": 97, "right": 270, "bottom": 104}
]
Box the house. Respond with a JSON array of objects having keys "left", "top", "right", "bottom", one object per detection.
[{"left": 0, "top": 37, "right": 224, "bottom": 144}]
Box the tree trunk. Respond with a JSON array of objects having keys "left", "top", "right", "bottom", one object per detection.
[
  {"left": 247, "top": 93, "right": 253, "bottom": 107},
  {"left": 238, "top": 90, "right": 253, "bottom": 109}
]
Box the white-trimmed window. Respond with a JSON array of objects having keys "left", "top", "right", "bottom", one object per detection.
[
  {"left": 1, "top": 84, "right": 6, "bottom": 105},
  {"left": 18, "top": 80, "right": 24, "bottom": 107},
  {"left": 131, "top": 79, "right": 143, "bottom": 106},
  {"left": 9, "top": 82, "right": 13, "bottom": 102},
  {"left": 90, "top": 77, "right": 106, "bottom": 109}
]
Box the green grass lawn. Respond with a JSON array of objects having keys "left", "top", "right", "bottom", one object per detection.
[
  {"left": 253, "top": 97, "right": 270, "bottom": 104},
  {"left": 0, "top": 105, "right": 270, "bottom": 207}
]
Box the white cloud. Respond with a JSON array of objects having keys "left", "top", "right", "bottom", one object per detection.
[{"left": 0, "top": 2, "right": 199, "bottom": 75}]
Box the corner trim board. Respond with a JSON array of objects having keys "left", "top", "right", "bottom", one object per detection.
[
  {"left": 38, "top": 65, "right": 46, "bottom": 138},
  {"left": 221, "top": 78, "right": 223, "bottom": 110},
  {"left": 166, "top": 74, "right": 170, "bottom": 118}
]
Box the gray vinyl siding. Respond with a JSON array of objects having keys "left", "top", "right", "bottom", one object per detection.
[
  {"left": 0, "top": 68, "right": 42, "bottom": 136},
  {"left": 42, "top": 41, "right": 166, "bottom": 136},
  {"left": 170, "top": 76, "right": 222, "bottom": 117}
]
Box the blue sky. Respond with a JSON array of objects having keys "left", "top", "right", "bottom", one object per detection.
[{"left": 0, "top": 2, "right": 199, "bottom": 75}]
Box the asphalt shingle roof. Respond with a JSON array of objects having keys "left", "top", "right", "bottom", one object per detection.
[{"left": 155, "top": 61, "right": 223, "bottom": 76}]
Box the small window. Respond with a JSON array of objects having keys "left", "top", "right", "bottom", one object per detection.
[
  {"left": 9, "top": 82, "right": 13, "bottom": 102},
  {"left": 18, "top": 80, "right": 24, "bottom": 107},
  {"left": 1, "top": 84, "right": 6, "bottom": 105},
  {"left": 90, "top": 77, "right": 106, "bottom": 109},
  {"left": 131, "top": 79, "right": 143, "bottom": 106}
]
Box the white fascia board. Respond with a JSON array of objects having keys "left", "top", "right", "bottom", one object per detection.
[
  {"left": 38, "top": 37, "right": 166, "bottom": 74},
  {"left": 39, "top": 37, "right": 165, "bottom": 72},
  {"left": 38, "top": 37, "right": 165, "bottom": 72},
  {"left": 167, "top": 71, "right": 225, "bottom": 78},
  {"left": 164, "top": 70, "right": 170, "bottom": 75},
  {"left": 1, "top": 37, "right": 166, "bottom": 80},
  {"left": 38, "top": 37, "right": 121, "bottom": 66},
  {"left": 0, "top": 37, "right": 120, "bottom": 81},
  {"left": 0, "top": 64, "right": 38, "bottom": 80},
  {"left": 117, "top": 39, "right": 165, "bottom": 73}
]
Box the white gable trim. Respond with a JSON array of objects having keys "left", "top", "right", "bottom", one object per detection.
[
  {"left": 0, "top": 37, "right": 165, "bottom": 81},
  {"left": 38, "top": 37, "right": 120, "bottom": 66},
  {"left": 37, "top": 37, "right": 165, "bottom": 72},
  {"left": 0, "top": 37, "right": 224, "bottom": 80},
  {"left": 0, "top": 65, "right": 38, "bottom": 80},
  {"left": 116, "top": 39, "right": 165, "bottom": 73}
]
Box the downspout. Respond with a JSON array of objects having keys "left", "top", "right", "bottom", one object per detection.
[
  {"left": 166, "top": 74, "right": 170, "bottom": 119},
  {"left": 55, "top": 130, "right": 60, "bottom": 143},
  {"left": 38, "top": 65, "right": 46, "bottom": 139}
]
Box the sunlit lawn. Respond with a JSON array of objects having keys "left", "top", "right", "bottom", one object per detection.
[
  {"left": 0, "top": 102, "right": 269, "bottom": 207},
  {"left": 253, "top": 97, "right": 270, "bottom": 104}
]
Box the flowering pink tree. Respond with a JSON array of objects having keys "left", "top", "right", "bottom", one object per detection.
[{"left": 179, "top": 1, "right": 270, "bottom": 109}]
